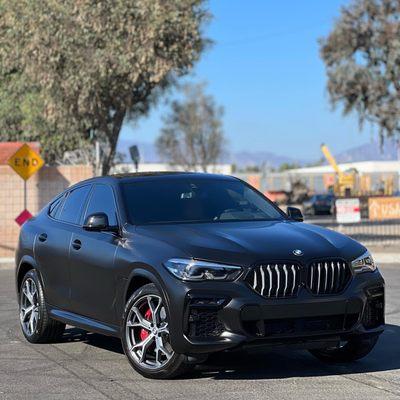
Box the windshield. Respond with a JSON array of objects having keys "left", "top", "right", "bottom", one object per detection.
[{"left": 121, "top": 178, "right": 285, "bottom": 225}]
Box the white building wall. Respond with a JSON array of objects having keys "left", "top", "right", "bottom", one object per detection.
[
  {"left": 290, "top": 161, "right": 400, "bottom": 175},
  {"left": 112, "top": 162, "right": 233, "bottom": 175}
]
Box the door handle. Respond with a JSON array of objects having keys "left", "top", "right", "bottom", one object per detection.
[
  {"left": 38, "top": 233, "right": 47, "bottom": 242},
  {"left": 72, "top": 239, "right": 82, "bottom": 250}
]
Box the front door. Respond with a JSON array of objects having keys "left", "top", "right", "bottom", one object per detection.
[{"left": 69, "top": 184, "right": 121, "bottom": 324}]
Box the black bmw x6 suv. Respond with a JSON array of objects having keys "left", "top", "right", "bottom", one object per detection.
[{"left": 16, "top": 172, "right": 385, "bottom": 379}]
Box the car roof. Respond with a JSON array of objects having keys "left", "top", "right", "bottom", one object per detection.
[{"left": 68, "top": 171, "right": 238, "bottom": 189}]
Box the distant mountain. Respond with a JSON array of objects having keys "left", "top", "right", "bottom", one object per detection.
[
  {"left": 334, "top": 138, "right": 399, "bottom": 163},
  {"left": 117, "top": 140, "right": 307, "bottom": 168},
  {"left": 225, "top": 151, "right": 307, "bottom": 169},
  {"left": 116, "top": 137, "right": 400, "bottom": 169}
]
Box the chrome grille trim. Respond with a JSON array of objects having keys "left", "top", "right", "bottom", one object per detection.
[
  {"left": 260, "top": 266, "right": 265, "bottom": 296},
  {"left": 268, "top": 265, "right": 272, "bottom": 297},
  {"left": 317, "top": 263, "right": 321, "bottom": 294},
  {"left": 307, "top": 260, "right": 351, "bottom": 295},
  {"left": 330, "top": 262, "right": 335, "bottom": 292},
  {"left": 275, "top": 264, "right": 280, "bottom": 297},
  {"left": 291, "top": 265, "right": 296, "bottom": 295},
  {"left": 247, "top": 263, "right": 301, "bottom": 298},
  {"left": 246, "top": 259, "right": 352, "bottom": 299},
  {"left": 283, "top": 264, "right": 288, "bottom": 295}
]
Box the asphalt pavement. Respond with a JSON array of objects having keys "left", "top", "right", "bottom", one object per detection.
[{"left": 1, "top": 264, "right": 400, "bottom": 400}]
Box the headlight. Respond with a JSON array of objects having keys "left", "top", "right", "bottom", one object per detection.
[
  {"left": 351, "top": 251, "right": 377, "bottom": 273},
  {"left": 164, "top": 258, "right": 243, "bottom": 281}
]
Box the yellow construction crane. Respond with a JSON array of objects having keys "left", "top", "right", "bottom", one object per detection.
[{"left": 321, "top": 143, "right": 356, "bottom": 196}]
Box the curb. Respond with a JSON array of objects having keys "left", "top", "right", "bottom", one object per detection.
[{"left": 0, "top": 258, "right": 14, "bottom": 269}]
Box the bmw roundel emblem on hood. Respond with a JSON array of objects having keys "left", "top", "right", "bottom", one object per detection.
[{"left": 293, "top": 249, "right": 304, "bottom": 256}]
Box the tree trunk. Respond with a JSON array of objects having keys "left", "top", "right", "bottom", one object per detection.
[{"left": 100, "top": 109, "right": 126, "bottom": 176}]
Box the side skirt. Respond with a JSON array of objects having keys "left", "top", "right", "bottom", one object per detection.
[{"left": 47, "top": 305, "right": 121, "bottom": 338}]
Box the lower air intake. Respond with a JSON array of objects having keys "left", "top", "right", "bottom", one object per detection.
[{"left": 187, "top": 309, "right": 224, "bottom": 338}]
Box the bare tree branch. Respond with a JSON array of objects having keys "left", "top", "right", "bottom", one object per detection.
[{"left": 156, "top": 83, "right": 225, "bottom": 172}]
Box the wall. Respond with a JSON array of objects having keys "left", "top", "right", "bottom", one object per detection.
[
  {"left": 0, "top": 165, "right": 92, "bottom": 259},
  {"left": 112, "top": 162, "right": 233, "bottom": 175}
]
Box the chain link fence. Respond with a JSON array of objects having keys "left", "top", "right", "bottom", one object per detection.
[{"left": 310, "top": 218, "right": 400, "bottom": 247}]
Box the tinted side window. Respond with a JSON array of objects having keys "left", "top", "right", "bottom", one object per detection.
[
  {"left": 58, "top": 186, "right": 91, "bottom": 224},
  {"left": 49, "top": 195, "right": 64, "bottom": 219},
  {"left": 84, "top": 184, "right": 117, "bottom": 226}
]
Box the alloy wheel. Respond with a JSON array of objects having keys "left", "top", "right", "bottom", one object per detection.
[
  {"left": 125, "top": 294, "right": 174, "bottom": 370},
  {"left": 20, "top": 278, "right": 39, "bottom": 337}
]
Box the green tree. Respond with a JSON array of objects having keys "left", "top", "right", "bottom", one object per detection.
[
  {"left": 278, "top": 162, "right": 300, "bottom": 172},
  {"left": 0, "top": 72, "right": 85, "bottom": 164},
  {"left": 320, "top": 0, "right": 400, "bottom": 140},
  {"left": 156, "top": 83, "right": 225, "bottom": 172},
  {"left": 0, "top": 0, "right": 209, "bottom": 174}
]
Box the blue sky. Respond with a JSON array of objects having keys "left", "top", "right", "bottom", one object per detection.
[{"left": 120, "top": 0, "right": 376, "bottom": 162}]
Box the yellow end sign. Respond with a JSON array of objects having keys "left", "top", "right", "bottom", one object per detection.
[{"left": 8, "top": 143, "right": 44, "bottom": 181}]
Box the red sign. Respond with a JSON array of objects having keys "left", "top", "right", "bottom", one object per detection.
[{"left": 15, "top": 209, "right": 33, "bottom": 226}]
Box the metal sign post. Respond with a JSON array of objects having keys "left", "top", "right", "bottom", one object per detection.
[{"left": 24, "top": 180, "right": 27, "bottom": 210}]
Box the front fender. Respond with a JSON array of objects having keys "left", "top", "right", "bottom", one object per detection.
[
  {"left": 123, "top": 265, "right": 167, "bottom": 302},
  {"left": 116, "top": 263, "right": 172, "bottom": 326}
]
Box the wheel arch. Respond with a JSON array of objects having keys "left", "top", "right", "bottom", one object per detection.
[
  {"left": 124, "top": 266, "right": 166, "bottom": 304},
  {"left": 16, "top": 256, "right": 43, "bottom": 296}
]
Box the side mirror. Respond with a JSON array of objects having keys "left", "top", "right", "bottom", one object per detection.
[
  {"left": 83, "top": 212, "right": 109, "bottom": 231},
  {"left": 287, "top": 207, "right": 304, "bottom": 222}
]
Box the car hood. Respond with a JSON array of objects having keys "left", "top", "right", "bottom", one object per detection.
[{"left": 134, "top": 220, "right": 365, "bottom": 266}]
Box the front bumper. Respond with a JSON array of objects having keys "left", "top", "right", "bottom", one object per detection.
[{"left": 165, "top": 269, "right": 385, "bottom": 355}]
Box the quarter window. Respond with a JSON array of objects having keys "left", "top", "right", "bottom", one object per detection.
[
  {"left": 49, "top": 195, "right": 64, "bottom": 219},
  {"left": 84, "top": 184, "right": 117, "bottom": 226},
  {"left": 58, "top": 185, "right": 91, "bottom": 224}
]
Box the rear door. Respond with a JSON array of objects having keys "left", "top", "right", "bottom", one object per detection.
[
  {"left": 69, "top": 184, "right": 121, "bottom": 324},
  {"left": 34, "top": 185, "right": 91, "bottom": 309}
]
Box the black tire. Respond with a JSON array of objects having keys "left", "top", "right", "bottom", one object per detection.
[
  {"left": 309, "top": 335, "right": 379, "bottom": 363},
  {"left": 19, "top": 269, "right": 65, "bottom": 343},
  {"left": 121, "top": 283, "right": 190, "bottom": 379}
]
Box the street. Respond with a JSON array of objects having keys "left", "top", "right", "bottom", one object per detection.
[{"left": 0, "top": 265, "right": 400, "bottom": 400}]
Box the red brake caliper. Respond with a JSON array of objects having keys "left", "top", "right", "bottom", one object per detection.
[{"left": 140, "top": 307, "right": 152, "bottom": 341}]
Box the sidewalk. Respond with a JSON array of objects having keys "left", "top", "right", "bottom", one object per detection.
[{"left": 368, "top": 245, "right": 399, "bottom": 264}]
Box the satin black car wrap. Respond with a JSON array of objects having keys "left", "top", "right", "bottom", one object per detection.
[{"left": 15, "top": 172, "right": 385, "bottom": 378}]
